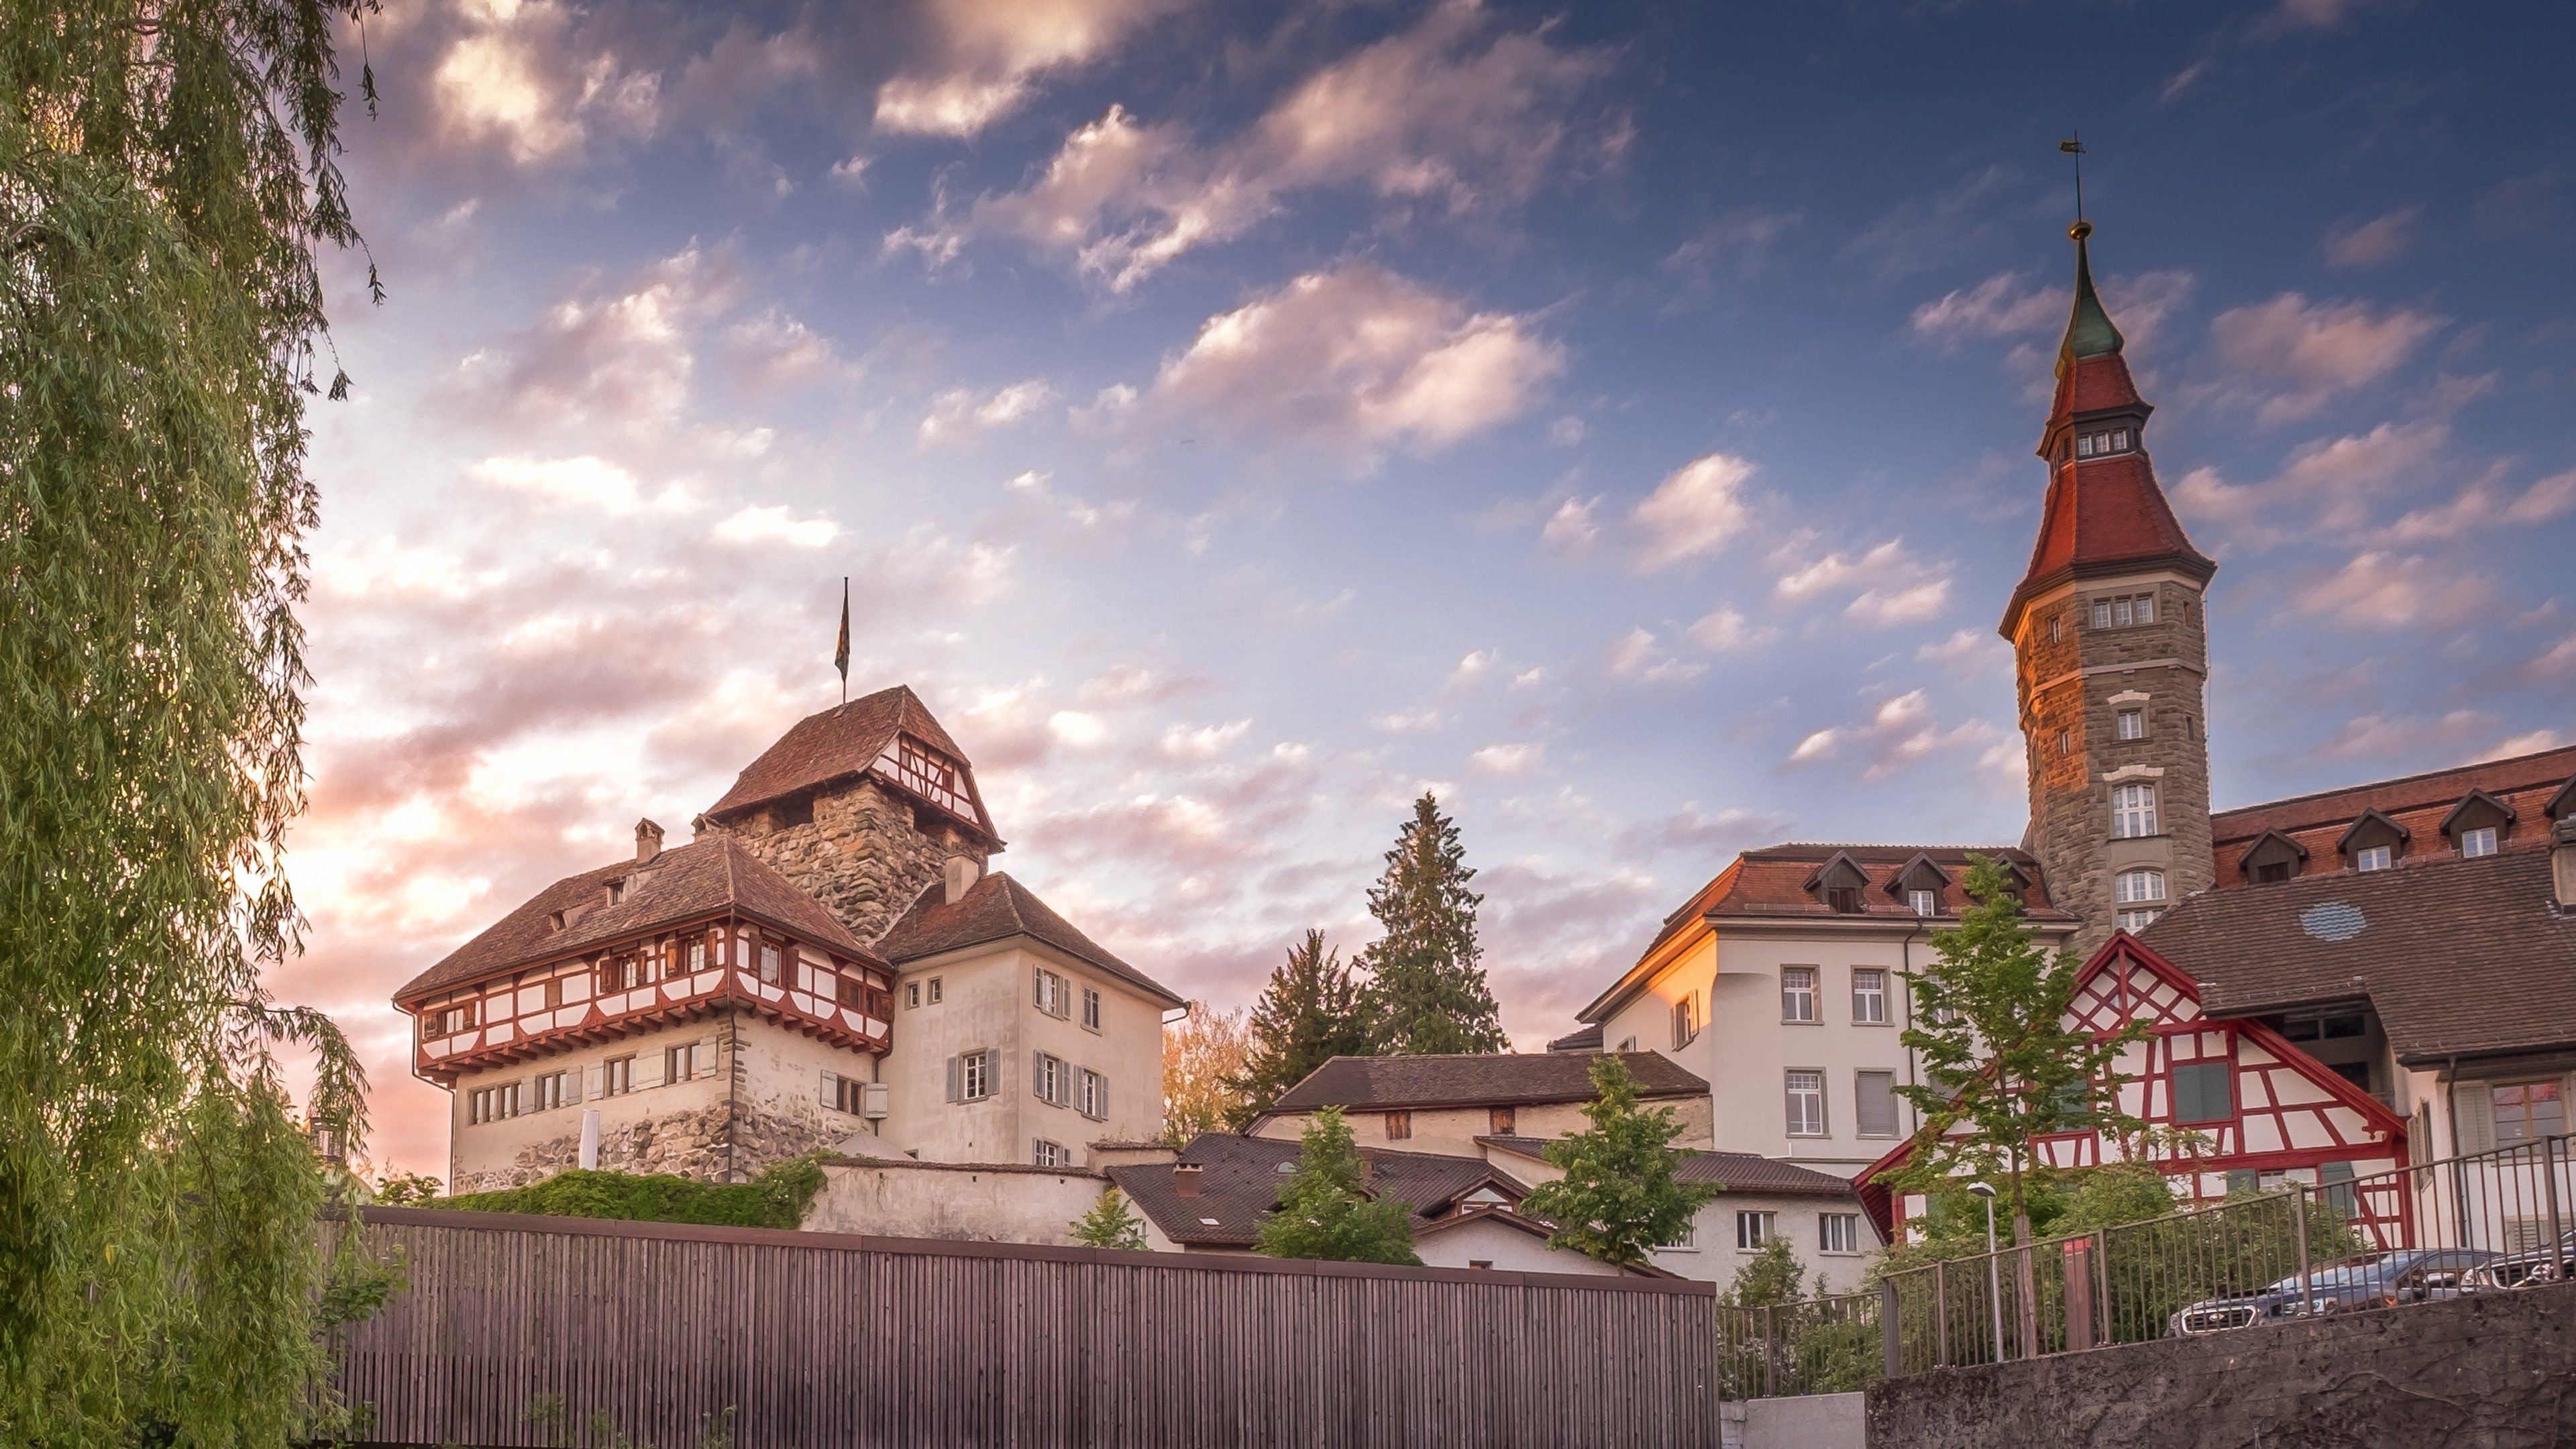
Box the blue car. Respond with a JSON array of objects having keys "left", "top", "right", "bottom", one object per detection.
[{"left": 2167, "top": 1248, "right": 2500, "bottom": 1336}]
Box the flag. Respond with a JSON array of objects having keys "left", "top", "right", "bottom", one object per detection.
[{"left": 834, "top": 577, "right": 850, "bottom": 698}]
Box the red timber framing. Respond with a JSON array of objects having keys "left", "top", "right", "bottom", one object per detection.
[
  {"left": 1857, "top": 932, "right": 2414, "bottom": 1246},
  {"left": 406, "top": 910, "right": 895, "bottom": 1085}
]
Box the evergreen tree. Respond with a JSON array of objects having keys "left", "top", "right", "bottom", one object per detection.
[
  {"left": 1254, "top": 1107, "right": 1420, "bottom": 1265},
  {"left": 1359, "top": 794, "right": 1507, "bottom": 1056},
  {"left": 1519, "top": 1055, "right": 1719, "bottom": 1267},
  {"left": 1226, "top": 930, "right": 1368, "bottom": 1124},
  {"left": 1069, "top": 1187, "right": 1150, "bottom": 1250}
]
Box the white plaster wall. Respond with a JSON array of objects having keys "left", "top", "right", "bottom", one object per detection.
[
  {"left": 1688, "top": 931, "right": 1935, "bottom": 1175},
  {"left": 804, "top": 1160, "right": 1107, "bottom": 1244},
  {"left": 1413, "top": 1216, "right": 1631, "bottom": 1277},
  {"left": 446, "top": 1016, "right": 728, "bottom": 1188},
  {"left": 733, "top": 1015, "right": 890, "bottom": 1156},
  {"left": 1599, "top": 934, "right": 1719, "bottom": 1068},
  {"left": 1477, "top": 1148, "right": 1877, "bottom": 1291}
]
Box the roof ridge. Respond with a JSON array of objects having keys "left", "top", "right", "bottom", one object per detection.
[{"left": 2214, "top": 743, "right": 2576, "bottom": 823}]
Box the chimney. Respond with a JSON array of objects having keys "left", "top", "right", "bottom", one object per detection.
[
  {"left": 1172, "top": 1163, "right": 1203, "bottom": 1198},
  {"left": 635, "top": 818, "right": 665, "bottom": 863},
  {"left": 943, "top": 854, "right": 982, "bottom": 906},
  {"left": 2554, "top": 818, "right": 2576, "bottom": 910}
]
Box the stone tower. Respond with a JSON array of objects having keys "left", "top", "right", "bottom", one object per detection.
[
  {"left": 2001, "top": 219, "right": 2218, "bottom": 957},
  {"left": 694, "top": 684, "right": 1002, "bottom": 944}
]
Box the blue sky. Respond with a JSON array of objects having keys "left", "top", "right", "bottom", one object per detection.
[{"left": 287, "top": 0, "right": 2576, "bottom": 1171}]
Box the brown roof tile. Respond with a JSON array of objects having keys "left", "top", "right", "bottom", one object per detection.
[
  {"left": 2140, "top": 849, "right": 2576, "bottom": 1065},
  {"left": 2002, "top": 444, "right": 2215, "bottom": 637},
  {"left": 1477, "top": 1137, "right": 1859, "bottom": 1197},
  {"left": 873, "top": 871, "right": 1184, "bottom": 1008},
  {"left": 2209, "top": 745, "right": 2576, "bottom": 885},
  {"left": 394, "top": 835, "right": 877, "bottom": 1004},
  {"left": 703, "top": 685, "right": 994, "bottom": 836},
  {"left": 1269, "top": 1052, "right": 1705, "bottom": 1114},
  {"left": 1104, "top": 1133, "right": 1527, "bottom": 1248}
]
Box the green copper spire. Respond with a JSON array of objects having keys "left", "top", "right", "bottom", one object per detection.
[{"left": 2055, "top": 219, "right": 2125, "bottom": 377}]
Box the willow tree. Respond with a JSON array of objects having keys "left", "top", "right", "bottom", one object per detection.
[{"left": 3, "top": 1, "right": 385, "bottom": 1442}]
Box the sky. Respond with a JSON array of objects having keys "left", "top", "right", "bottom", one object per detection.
[{"left": 279, "top": 0, "right": 2576, "bottom": 1175}]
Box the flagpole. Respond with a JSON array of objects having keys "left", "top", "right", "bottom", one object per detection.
[{"left": 837, "top": 576, "right": 851, "bottom": 705}]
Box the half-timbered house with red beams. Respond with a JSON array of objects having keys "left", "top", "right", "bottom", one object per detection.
[{"left": 1855, "top": 931, "right": 2413, "bottom": 1246}]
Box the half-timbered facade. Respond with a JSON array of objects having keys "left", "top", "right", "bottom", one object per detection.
[{"left": 1857, "top": 932, "right": 2412, "bottom": 1245}]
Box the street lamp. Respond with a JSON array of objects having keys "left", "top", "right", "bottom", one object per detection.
[{"left": 1969, "top": 1182, "right": 2004, "bottom": 1361}]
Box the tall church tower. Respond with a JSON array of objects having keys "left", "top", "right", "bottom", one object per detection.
[{"left": 2002, "top": 219, "right": 2218, "bottom": 956}]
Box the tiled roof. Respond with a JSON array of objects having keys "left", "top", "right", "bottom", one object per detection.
[
  {"left": 2210, "top": 745, "right": 2576, "bottom": 883},
  {"left": 2141, "top": 848, "right": 2576, "bottom": 1065},
  {"left": 1477, "top": 1138, "right": 1860, "bottom": 1197},
  {"left": 873, "top": 871, "right": 1184, "bottom": 1008},
  {"left": 394, "top": 835, "right": 876, "bottom": 1004},
  {"left": 1546, "top": 1024, "right": 1604, "bottom": 1053},
  {"left": 2004, "top": 447, "right": 2214, "bottom": 635},
  {"left": 1104, "top": 1133, "right": 1527, "bottom": 1248},
  {"left": 1269, "top": 1053, "right": 1705, "bottom": 1114},
  {"left": 702, "top": 685, "right": 992, "bottom": 835}
]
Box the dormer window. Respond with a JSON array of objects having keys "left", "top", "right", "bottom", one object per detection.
[
  {"left": 1827, "top": 886, "right": 1862, "bottom": 914},
  {"left": 1908, "top": 888, "right": 1937, "bottom": 917},
  {"left": 2440, "top": 790, "right": 2515, "bottom": 859},
  {"left": 2337, "top": 808, "right": 2408, "bottom": 873},
  {"left": 2077, "top": 434, "right": 2095, "bottom": 458},
  {"left": 2461, "top": 826, "right": 2498, "bottom": 858},
  {"left": 1806, "top": 851, "right": 1872, "bottom": 914},
  {"left": 2355, "top": 845, "right": 2392, "bottom": 872},
  {"left": 604, "top": 879, "right": 626, "bottom": 906},
  {"left": 547, "top": 910, "right": 567, "bottom": 932}
]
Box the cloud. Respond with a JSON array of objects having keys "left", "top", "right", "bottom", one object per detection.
[
  {"left": 1785, "top": 690, "right": 2000, "bottom": 781},
  {"left": 1605, "top": 627, "right": 1704, "bottom": 685},
  {"left": 431, "top": 0, "right": 661, "bottom": 164},
  {"left": 2473, "top": 167, "right": 2572, "bottom": 241},
  {"left": 1631, "top": 453, "right": 1756, "bottom": 570},
  {"left": 1373, "top": 706, "right": 1444, "bottom": 734},
  {"left": 1769, "top": 536, "right": 1951, "bottom": 626},
  {"left": 892, "top": 2, "right": 1611, "bottom": 288},
  {"left": 2527, "top": 633, "right": 2576, "bottom": 680},
  {"left": 2312, "top": 710, "right": 2493, "bottom": 762},
  {"left": 2206, "top": 292, "right": 2443, "bottom": 424},
  {"left": 467, "top": 454, "right": 695, "bottom": 515},
  {"left": 2169, "top": 421, "right": 2567, "bottom": 547},
  {"left": 1541, "top": 496, "right": 1602, "bottom": 553},
  {"left": 2379, "top": 468, "right": 2576, "bottom": 543},
  {"left": 918, "top": 378, "right": 1057, "bottom": 443},
  {"left": 1910, "top": 272, "right": 2064, "bottom": 346},
  {"left": 712, "top": 504, "right": 841, "bottom": 548},
  {"left": 1843, "top": 166, "right": 2017, "bottom": 284},
  {"left": 1662, "top": 208, "right": 1803, "bottom": 292},
  {"left": 2486, "top": 729, "right": 2565, "bottom": 758},
  {"left": 1447, "top": 649, "right": 1497, "bottom": 687},
  {"left": 1468, "top": 742, "right": 1544, "bottom": 777},
  {"left": 2322, "top": 207, "right": 2420, "bottom": 268},
  {"left": 446, "top": 244, "right": 743, "bottom": 435},
  {"left": 1684, "top": 606, "right": 1776, "bottom": 653},
  {"left": 1157, "top": 719, "right": 1251, "bottom": 761},
  {"left": 2296, "top": 552, "right": 2489, "bottom": 629},
  {"left": 1140, "top": 264, "right": 1560, "bottom": 457},
  {"left": 872, "top": 0, "right": 1185, "bottom": 137}
]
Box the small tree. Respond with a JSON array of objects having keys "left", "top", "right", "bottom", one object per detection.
[
  {"left": 1520, "top": 1055, "right": 1717, "bottom": 1267},
  {"left": 1725, "top": 1236, "right": 1811, "bottom": 1307},
  {"left": 1070, "top": 1187, "right": 1149, "bottom": 1250},
  {"left": 1361, "top": 793, "right": 1507, "bottom": 1056},
  {"left": 1161, "top": 1002, "right": 1254, "bottom": 1146},
  {"left": 1227, "top": 930, "right": 1370, "bottom": 1124},
  {"left": 1255, "top": 1107, "right": 1420, "bottom": 1265}
]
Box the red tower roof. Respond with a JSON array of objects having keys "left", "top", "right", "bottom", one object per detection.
[{"left": 2000, "top": 221, "right": 2214, "bottom": 637}]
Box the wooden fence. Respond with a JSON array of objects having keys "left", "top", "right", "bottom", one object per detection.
[{"left": 333, "top": 1206, "right": 1719, "bottom": 1448}]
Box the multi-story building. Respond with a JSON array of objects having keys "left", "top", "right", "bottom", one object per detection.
[{"left": 396, "top": 685, "right": 1183, "bottom": 1191}]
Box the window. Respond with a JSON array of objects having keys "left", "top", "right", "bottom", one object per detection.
[
  {"left": 2114, "top": 869, "right": 2165, "bottom": 905},
  {"left": 2355, "top": 845, "right": 2392, "bottom": 872},
  {"left": 2116, "top": 709, "right": 2145, "bottom": 741},
  {"left": 1034, "top": 968, "right": 1070, "bottom": 1018},
  {"left": 1780, "top": 967, "right": 1817, "bottom": 1023},
  {"left": 1672, "top": 991, "right": 1700, "bottom": 1048},
  {"left": 1491, "top": 1106, "right": 1516, "bottom": 1136},
  {"left": 2092, "top": 594, "right": 2155, "bottom": 629},
  {"left": 2111, "top": 784, "right": 2158, "bottom": 839},
  {"left": 466, "top": 1083, "right": 523, "bottom": 1124},
  {"left": 2184, "top": 714, "right": 2198, "bottom": 740},
  {"left": 1908, "top": 888, "right": 1937, "bottom": 917},
  {"left": 1385, "top": 1110, "right": 1413, "bottom": 1141},
  {"left": 1856, "top": 1071, "right": 1898, "bottom": 1138},
  {"left": 928, "top": 977, "right": 944, "bottom": 1005},
  {"left": 1735, "top": 1211, "right": 1777, "bottom": 1250},
  {"left": 1785, "top": 1071, "right": 1825, "bottom": 1136},
  {"left": 431, "top": 1004, "right": 469, "bottom": 1038},
  {"left": 1616, "top": 1036, "right": 1637, "bottom": 1053},
  {"left": 828, "top": 1075, "right": 869, "bottom": 1116},
  {"left": 535, "top": 1071, "right": 574, "bottom": 1112},
  {"left": 1077, "top": 1068, "right": 1109, "bottom": 1120},
  {"left": 1034, "top": 1139, "right": 1071, "bottom": 1168},
  {"left": 2461, "top": 826, "right": 2499, "bottom": 858},
  {"left": 2255, "top": 861, "right": 2292, "bottom": 885},
  {"left": 1032, "top": 1051, "right": 1067, "bottom": 1106},
  {"left": 600, "top": 957, "right": 641, "bottom": 992},
  {"left": 2116, "top": 908, "right": 2163, "bottom": 932},
  {"left": 906, "top": 981, "right": 921, "bottom": 1009},
  {"left": 2077, "top": 433, "right": 2094, "bottom": 458},
  {"left": 1820, "top": 1214, "right": 1862, "bottom": 1254},
  {"left": 1851, "top": 969, "right": 1888, "bottom": 1024},
  {"left": 2171, "top": 1061, "right": 2234, "bottom": 1125},
  {"left": 684, "top": 938, "right": 706, "bottom": 973},
  {"left": 2048, "top": 616, "right": 2062, "bottom": 643},
  {"left": 2055, "top": 729, "right": 2071, "bottom": 755},
  {"left": 2494, "top": 1082, "right": 2565, "bottom": 1145},
  {"left": 837, "top": 973, "right": 867, "bottom": 1008},
  {"left": 1082, "top": 986, "right": 1102, "bottom": 1031},
  {"left": 666, "top": 1042, "right": 705, "bottom": 1082},
  {"left": 1825, "top": 885, "right": 1862, "bottom": 914},
  {"left": 602, "top": 1056, "right": 633, "bottom": 1097},
  {"left": 2110, "top": 428, "right": 2129, "bottom": 449},
  {"left": 752, "top": 941, "right": 781, "bottom": 985},
  {"left": 949, "top": 1049, "right": 996, "bottom": 1102},
  {"left": 605, "top": 878, "right": 626, "bottom": 906}
]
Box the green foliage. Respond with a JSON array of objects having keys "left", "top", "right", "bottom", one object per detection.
[
  {"left": 1227, "top": 930, "right": 1370, "bottom": 1124},
  {"left": 1161, "top": 1002, "right": 1252, "bottom": 1147},
  {"left": 1069, "top": 1187, "right": 1149, "bottom": 1250},
  {"left": 1519, "top": 1055, "right": 1718, "bottom": 1267},
  {"left": 430, "top": 1157, "right": 829, "bottom": 1230},
  {"left": 1255, "top": 1108, "right": 1421, "bottom": 1265},
  {"left": 1360, "top": 794, "right": 1507, "bottom": 1056},
  {"left": 1725, "top": 1236, "right": 1811, "bottom": 1307},
  {"left": 3, "top": 0, "right": 385, "bottom": 1441},
  {"left": 372, "top": 1170, "right": 446, "bottom": 1206},
  {"left": 1888, "top": 857, "right": 2147, "bottom": 1242}
]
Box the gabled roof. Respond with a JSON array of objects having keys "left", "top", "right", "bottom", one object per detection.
[
  {"left": 2439, "top": 789, "right": 2518, "bottom": 837},
  {"left": 2211, "top": 743, "right": 2576, "bottom": 845},
  {"left": 1267, "top": 1053, "right": 1705, "bottom": 1114},
  {"left": 394, "top": 835, "right": 877, "bottom": 1004},
  {"left": 2334, "top": 807, "right": 2410, "bottom": 854},
  {"left": 1103, "top": 1133, "right": 1526, "bottom": 1249},
  {"left": 702, "top": 685, "right": 998, "bottom": 840},
  {"left": 873, "top": 870, "right": 1184, "bottom": 1009},
  {"left": 2142, "top": 848, "right": 2576, "bottom": 1065},
  {"left": 1545, "top": 1024, "right": 1605, "bottom": 1053},
  {"left": 1476, "top": 1137, "right": 1858, "bottom": 1198}
]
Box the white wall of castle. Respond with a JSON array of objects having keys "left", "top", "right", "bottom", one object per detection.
[{"left": 805, "top": 1159, "right": 1108, "bottom": 1244}]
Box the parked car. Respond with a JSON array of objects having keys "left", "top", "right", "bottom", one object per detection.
[
  {"left": 2167, "top": 1248, "right": 2500, "bottom": 1336},
  {"left": 2461, "top": 1234, "right": 2576, "bottom": 1291}
]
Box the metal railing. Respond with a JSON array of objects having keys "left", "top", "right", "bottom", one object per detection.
[
  {"left": 1716, "top": 1291, "right": 1880, "bottom": 1399},
  {"left": 1867, "top": 1132, "right": 2575, "bottom": 1378}
]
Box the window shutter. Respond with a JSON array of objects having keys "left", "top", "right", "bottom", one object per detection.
[
  {"left": 946, "top": 1055, "right": 961, "bottom": 1104},
  {"left": 699, "top": 1035, "right": 720, "bottom": 1079},
  {"left": 1856, "top": 1071, "right": 1897, "bottom": 1137},
  {"left": 562, "top": 1069, "right": 582, "bottom": 1106},
  {"left": 638, "top": 1051, "right": 664, "bottom": 1090},
  {"left": 822, "top": 1069, "right": 839, "bottom": 1107},
  {"left": 983, "top": 1049, "right": 1000, "bottom": 1098},
  {"left": 2453, "top": 1083, "right": 2497, "bottom": 1155},
  {"left": 586, "top": 1063, "right": 605, "bottom": 1099}
]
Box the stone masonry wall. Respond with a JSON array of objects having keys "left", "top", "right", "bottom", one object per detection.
[
  {"left": 1867, "top": 1281, "right": 2576, "bottom": 1449},
  {"left": 709, "top": 775, "right": 983, "bottom": 945},
  {"left": 2018, "top": 576, "right": 2213, "bottom": 957}
]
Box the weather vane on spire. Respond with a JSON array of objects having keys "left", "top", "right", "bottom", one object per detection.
[{"left": 2059, "top": 133, "right": 2089, "bottom": 237}]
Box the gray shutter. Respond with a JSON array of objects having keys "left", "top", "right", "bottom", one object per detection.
[
  {"left": 561, "top": 1068, "right": 582, "bottom": 1107},
  {"left": 945, "top": 1055, "right": 961, "bottom": 1104},
  {"left": 1856, "top": 1071, "right": 1896, "bottom": 1137},
  {"left": 638, "top": 1049, "right": 664, "bottom": 1090},
  {"left": 2453, "top": 1081, "right": 2497, "bottom": 1155},
  {"left": 983, "top": 1049, "right": 1000, "bottom": 1099},
  {"left": 1097, "top": 1072, "right": 1110, "bottom": 1120},
  {"left": 700, "top": 1034, "right": 720, "bottom": 1079},
  {"left": 822, "top": 1069, "right": 840, "bottom": 1108},
  {"left": 586, "top": 1063, "right": 605, "bottom": 1099}
]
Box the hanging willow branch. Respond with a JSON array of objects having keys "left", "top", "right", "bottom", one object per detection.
[{"left": 1, "top": 1, "right": 384, "bottom": 1442}]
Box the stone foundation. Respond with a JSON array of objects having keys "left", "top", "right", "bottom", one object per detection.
[{"left": 708, "top": 776, "right": 983, "bottom": 944}]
